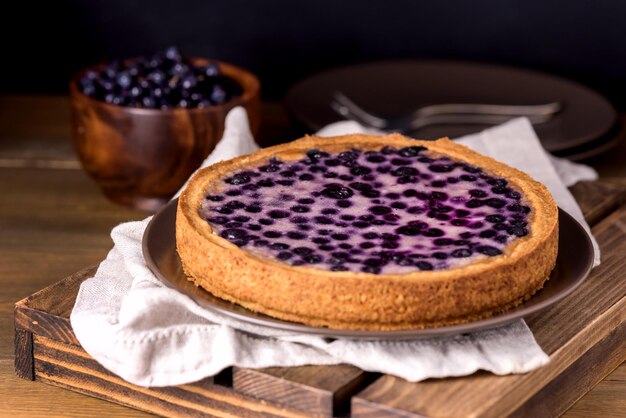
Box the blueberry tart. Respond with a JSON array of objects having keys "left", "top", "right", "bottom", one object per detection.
[{"left": 176, "top": 134, "right": 558, "bottom": 330}]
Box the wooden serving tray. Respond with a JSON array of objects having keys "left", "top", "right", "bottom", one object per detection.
[{"left": 14, "top": 181, "right": 626, "bottom": 417}]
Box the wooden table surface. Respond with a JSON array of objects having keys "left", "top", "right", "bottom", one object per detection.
[{"left": 1, "top": 95, "right": 625, "bottom": 417}]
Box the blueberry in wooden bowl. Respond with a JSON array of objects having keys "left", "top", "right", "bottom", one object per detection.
[{"left": 70, "top": 47, "right": 260, "bottom": 212}]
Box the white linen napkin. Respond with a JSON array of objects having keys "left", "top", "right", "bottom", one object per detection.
[{"left": 71, "top": 108, "right": 599, "bottom": 387}]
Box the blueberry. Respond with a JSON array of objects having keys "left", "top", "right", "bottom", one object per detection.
[
  {"left": 363, "top": 232, "right": 379, "bottom": 239},
  {"left": 270, "top": 242, "right": 290, "bottom": 250},
  {"left": 485, "top": 214, "right": 505, "bottom": 223},
  {"left": 350, "top": 166, "right": 372, "bottom": 176},
  {"left": 253, "top": 239, "right": 269, "bottom": 247},
  {"left": 391, "top": 167, "right": 419, "bottom": 177},
  {"left": 257, "top": 179, "right": 274, "bottom": 188},
  {"left": 247, "top": 224, "right": 262, "bottom": 231},
  {"left": 451, "top": 219, "right": 468, "bottom": 226},
  {"left": 291, "top": 216, "right": 308, "bottom": 224},
  {"left": 431, "top": 180, "right": 446, "bottom": 187},
  {"left": 469, "top": 189, "right": 488, "bottom": 198},
  {"left": 299, "top": 173, "right": 314, "bottom": 181},
  {"left": 312, "top": 237, "right": 330, "bottom": 244},
  {"left": 360, "top": 242, "right": 376, "bottom": 249},
  {"left": 322, "top": 208, "right": 338, "bottom": 215},
  {"left": 380, "top": 146, "right": 397, "bottom": 155},
  {"left": 259, "top": 218, "right": 274, "bottom": 225},
  {"left": 206, "top": 195, "right": 224, "bottom": 202},
  {"left": 366, "top": 155, "right": 386, "bottom": 163},
  {"left": 451, "top": 248, "right": 472, "bottom": 258},
  {"left": 226, "top": 173, "right": 250, "bottom": 185},
  {"left": 337, "top": 200, "right": 352, "bottom": 208},
  {"left": 353, "top": 221, "right": 371, "bottom": 229},
  {"left": 433, "top": 252, "right": 448, "bottom": 260},
  {"left": 507, "top": 203, "right": 523, "bottom": 212},
  {"left": 494, "top": 223, "right": 508, "bottom": 231},
  {"left": 286, "top": 231, "right": 306, "bottom": 240},
  {"left": 224, "top": 221, "right": 243, "bottom": 228},
  {"left": 403, "top": 189, "right": 418, "bottom": 197},
  {"left": 362, "top": 265, "right": 381, "bottom": 274},
  {"left": 429, "top": 164, "right": 454, "bottom": 173},
  {"left": 297, "top": 198, "right": 314, "bottom": 205},
  {"left": 460, "top": 175, "right": 477, "bottom": 182},
  {"left": 268, "top": 210, "right": 289, "bottom": 219},
  {"left": 221, "top": 228, "right": 247, "bottom": 240},
  {"left": 331, "top": 233, "right": 349, "bottom": 241},
  {"left": 290, "top": 205, "right": 310, "bottom": 213},
  {"left": 341, "top": 214, "right": 356, "bottom": 221},
  {"left": 303, "top": 254, "right": 323, "bottom": 264},
  {"left": 338, "top": 243, "right": 353, "bottom": 249},
  {"left": 485, "top": 198, "right": 506, "bottom": 209},
  {"left": 468, "top": 222, "right": 484, "bottom": 229},
  {"left": 331, "top": 265, "right": 349, "bottom": 271},
  {"left": 466, "top": 199, "right": 484, "bottom": 208},
  {"left": 391, "top": 202, "right": 407, "bottom": 209},
  {"left": 396, "top": 225, "right": 422, "bottom": 236},
  {"left": 322, "top": 184, "right": 354, "bottom": 199},
  {"left": 507, "top": 226, "right": 529, "bottom": 237},
  {"left": 207, "top": 216, "right": 228, "bottom": 225},
  {"left": 307, "top": 149, "right": 329, "bottom": 161},
  {"left": 398, "top": 146, "right": 427, "bottom": 157},
  {"left": 507, "top": 191, "right": 522, "bottom": 200},
  {"left": 462, "top": 165, "right": 481, "bottom": 174},
  {"left": 431, "top": 192, "right": 448, "bottom": 201},
  {"left": 477, "top": 246, "right": 502, "bottom": 256},
  {"left": 314, "top": 216, "right": 333, "bottom": 225},
  {"left": 263, "top": 231, "right": 282, "bottom": 238},
  {"left": 294, "top": 247, "right": 313, "bottom": 255},
  {"left": 362, "top": 190, "right": 381, "bottom": 198},
  {"left": 511, "top": 219, "right": 528, "bottom": 227},
  {"left": 434, "top": 238, "right": 454, "bottom": 246},
  {"left": 277, "top": 251, "right": 293, "bottom": 260},
  {"left": 423, "top": 228, "right": 445, "bottom": 237},
  {"left": 339, "top": 150, "right": 360, "bottom": 161},
  {"left": 479, "top": 229, "right": 497, "bottom": 238},
  {"left": 369, "top": 205, "right": 392, "bottom": 215},
  {"left": 348, "top": 181, "right": 368, "bottom": 192},
  {"left": 245, "top": 205, "right": 262, "bottom": 214},
  {"left": 416, "top": 261, "right": 433, "bottom": 270}
]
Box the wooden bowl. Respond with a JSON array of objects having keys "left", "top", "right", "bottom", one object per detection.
[{"left": 69, "top": 59, "right": 260, "bottom": 212}]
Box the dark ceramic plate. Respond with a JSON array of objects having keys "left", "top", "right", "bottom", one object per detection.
[
  {"left": 143, "top": 199, "right": 594, "bottom": 340},
  {"left": 285, "top": 60, "right": 617, "bottom": 154}
]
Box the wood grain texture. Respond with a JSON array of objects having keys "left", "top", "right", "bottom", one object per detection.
[
  {"left": 32, "top": 335, "right": 308, "bottom": 418},
  {"left": 511, "top": 321, "right": 625, "bottom": 418},
  {"left": 233, "top": 365, "right": 373, "bottom": 417},
  {"left": 14, "top": 329, "right": 33, "bottom": 380},
  {"left": 569, "top": 181, "right": 626, "bottom": 226},
  {"left": 351, "top": 205, "right": 626, "bottom": 418}
]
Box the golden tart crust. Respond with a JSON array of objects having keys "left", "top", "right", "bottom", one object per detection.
[{"left": 176, "top": 134, "right": 558, "bottom": 330}]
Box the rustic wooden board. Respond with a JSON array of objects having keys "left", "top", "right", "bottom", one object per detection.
[{"left": 13, "top": 181, "right": 626, "bottom": 417}]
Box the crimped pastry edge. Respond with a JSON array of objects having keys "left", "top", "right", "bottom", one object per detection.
[{"left": 176, "top": 134, "right": 558, "bottom": 330}]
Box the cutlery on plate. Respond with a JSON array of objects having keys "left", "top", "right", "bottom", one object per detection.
[{"left": 331, "top": 91, "right": 561, "bottom": 133}]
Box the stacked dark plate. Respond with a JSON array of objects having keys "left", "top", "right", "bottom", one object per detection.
[{"left": 286, "top": 61, "right": 619, "bottom": 160}]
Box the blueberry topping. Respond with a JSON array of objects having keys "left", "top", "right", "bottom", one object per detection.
[
  {"left": 268, "top": 210, "right": 289, "bottom": 219},
  {"left": 451, "top": 248, "right": 472, "bottom": 258},
  {"left": 221, "top": 228, "right": 247, "bottom": 240},
  {"left": 321, "top": 184, "right": 354, "bottom": 199},
  {"left": 398, "top": 146, "right": 427, "bottom": 157},
  {"left": 204, "top": 145, "right": 530, "bottom": 274}
]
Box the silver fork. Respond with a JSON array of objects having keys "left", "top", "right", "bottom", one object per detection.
[{"left": 331, "top": 91, "right": 562, "bottom": 133}]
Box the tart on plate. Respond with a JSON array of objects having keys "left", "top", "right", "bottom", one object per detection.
[{"left": 176, "top": 134, "right": 558, "bottom": 330}]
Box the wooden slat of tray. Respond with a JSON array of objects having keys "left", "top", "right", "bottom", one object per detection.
[
  {"left": 351, "top": 203, "right": 626, "bottom": 418},
  {"left": 13, "top": 181, "right": 626, "bottom": 417}
]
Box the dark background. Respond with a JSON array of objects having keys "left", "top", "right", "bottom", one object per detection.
[{"left": 4, "top": 1, "right": 626, "bottom": 108}]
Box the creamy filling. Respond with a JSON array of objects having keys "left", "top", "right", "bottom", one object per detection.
[{"left": 200, "top": 145, "right": 530, "bottom": 274}]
